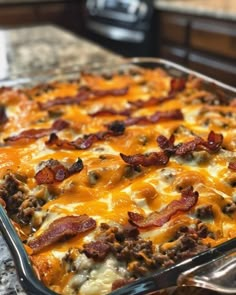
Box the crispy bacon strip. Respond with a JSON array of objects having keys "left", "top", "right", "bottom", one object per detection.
[
  {"left": 128, "top": 186, "right": 198, "bottom": 228},
  {"left": 89, "top": 108, "right": 131, "bottom": 117},
  {"left": 175, "top": 137, "right": 203, "bottom": 156},
  {"left": 120, "top": 152, "right": 169, "bottom": 167},
  {"left": 0, "top": 105, "right": 8, "bottom": 125},
  {"left": 129, "top": 95, "right": 174, "bottom": 108},
  {"left": 175, "top": 131, "right": 223, "bottom": 155},
  {"left": 201, "top": 130, "right": 223, "bottom": 153},
  {"left": 35, "top": 158, "right": 83, "bottom": 184},
  {"left": 157, "top": 131, "right": 223, "bottom": 156},
  {"left": 46, "top": 121, "right": 125, "bottom": 150},
  {"left": 124, "top": 109, "right": 184, "bottom": 126},
  {"left": 228, "top": 161, "right": 236, "bottom": 171},
  {"left": 92, "top": 87, "right": 128, "bottom": 97},
  {"left": 4, "top": 119, "right": 69, "bottom": 144},
  {"left": 122, "top": 131, "right": 223, "bottom": 169},
  {"left": 28, "top": 215, "right": 96, "bottom": 253},
  {"left": 157, "top": 134, "right": 176, "bottom": 154},
  {"left": 169, "top": 78, "right": 186, "bottom": 95},
  {"left": 39, "top": 87, "right": 129, "bottom": 110},
  {"left": 38, "top": 90, "right": 89, "bottom": 110},
  {"left": 90, "top": 94, "right": 175, "bottom": 117}
]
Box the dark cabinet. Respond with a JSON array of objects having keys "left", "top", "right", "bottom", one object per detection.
[
  {"left": 157, "top": 11, "right": 236, "bottom": 86},
  {"left": 160, "top": 13, "right": 188, "bottom": 45},
  {"left": 37, "top": 3, "right": 65, "bottom": 24},
  {"left": 0, "top": 6, "right": 37, "bottom": 26},
  {"left": 190, "top": 19, "right": 236, "bottom": 59},
  {"left": 0, "top": 1, "right": 86, "bottom": 36}
]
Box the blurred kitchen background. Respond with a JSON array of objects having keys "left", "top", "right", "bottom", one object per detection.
[{"left": 0, "top": 0, "right": 236, "bottom": 86}]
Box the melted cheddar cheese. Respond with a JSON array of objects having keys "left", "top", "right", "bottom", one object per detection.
[{"left": 0, "top": 67, "right": 235, "bottom": 295}]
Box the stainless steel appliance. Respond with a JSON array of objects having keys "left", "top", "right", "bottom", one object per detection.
[{"left": 85, "top": 0, "right": 154, "bottom": 56}]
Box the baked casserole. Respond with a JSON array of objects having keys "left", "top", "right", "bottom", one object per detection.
[{"left": 0, "top": 62, "right": 235, "bottom": 295}]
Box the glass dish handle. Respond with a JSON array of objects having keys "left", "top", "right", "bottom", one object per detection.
[{"left": 178, "top": 249, "right": 236, "bottom": 294}]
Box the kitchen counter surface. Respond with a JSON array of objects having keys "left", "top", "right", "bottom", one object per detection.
[
  {"left": 155, "top": 0, "right": 236, "bottom": 20},
  {"left": 0, "top": 24, "right": 121, "bottom": 81},
  {"left": 0, "top": 24, "right": 121, "bottom": 295}
]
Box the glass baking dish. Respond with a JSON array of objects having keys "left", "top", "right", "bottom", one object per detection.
[{"left": 0, "top": 58, "right": 236, "bottom": 295}]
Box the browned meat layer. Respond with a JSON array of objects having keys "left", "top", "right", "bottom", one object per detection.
[
  {"left": 81, "top": 222, "right": 209, "bottom": 279},
  {"left": 0, "top": 174, "right": 45, "bottom": 225}
]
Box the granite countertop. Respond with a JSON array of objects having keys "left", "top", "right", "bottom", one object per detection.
[
  {"left": 0, "top": 24, "right": 121, "bottom": 295},
  {"left": 0, "top": 25, "right": 121, "bottom": 81},
  {"left": 154, "top": 0, "right": 236, "bottom": 20}
]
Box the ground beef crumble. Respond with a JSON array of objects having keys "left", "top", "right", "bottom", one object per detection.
[
  {"left": 0, "top": 174, "right": 45, "bottom": 225},
  {"left": 159, "top": 225, "right": 210, "bottom": 262},
  {"left": 80, "top": 222, "right": 210, "bottom": 279},
  {"left": 62, "top": 222, "right": 211, "bottom": 293}
]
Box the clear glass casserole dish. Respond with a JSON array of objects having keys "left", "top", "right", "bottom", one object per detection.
[{"left": 0, "top": 58, "right": 236, "bottom": 295}]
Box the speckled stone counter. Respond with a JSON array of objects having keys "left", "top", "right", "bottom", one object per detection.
[
  {"left": 0, "top": 24, "right": 121, "bottom": 80},
  {"left": 0, "top": 238, "right": 25, "bottom": 295},
  {"left": 155, "top": 0, "right": 236, "bottom": 20},
  {"left": 0, "top": 24, "right": 121, "bottom": 295}
]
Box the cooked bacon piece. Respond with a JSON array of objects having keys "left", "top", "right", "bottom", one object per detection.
[
  {"left": 169, "top": 78, "right": 186, "bottom": 94},
  {"left": 120, "top": 152, "right": 169, "bottom": 167},
  {"left": 128, "top": 186, "right": 199, "bottom": 228},
  {"left": 38, "top": 90, "right": 89, "bottom": 110},
  {"left": 39, "top": 87, "right": 128, "bottom": 110},
  {"left": 124, "top": 109, "right": 184, "bottom": 126},
  {"left": 83, "top": 240, "right": 110, "bottom": 261},
  {"left": 46, "top": 133, "right": 77, "bottom": 150},
  {"left": 92, "top": 86, "right": 128, "bottom": 97},
  {"left": 35, "top": 158, "right": 83, "bottom": 185},
  {"left": 4, "top": 119, "right": 69, "bottom": 143},
  {"left": 175, "top": 137, "right": 203, "bottom": 156},
  {"left": 28, "top": 215, "right": 96, "bottom": 253},
  {"left": 149, "top": 109, "right": 183, "bottom": 123},
  {"left": 228, "top": 161, "right": 236, "bottom": 171},
  {"left": 120, "top": 130, "right": 221, "bottom": 168},
  {"left": 0, "top": 105, "right": 8, "bottom": 125},
  {"left": 129, "top": 95, "right": 174, "bottom": 108},
  {"left": 175, "top": 131, "right": 223, "bottom": 155},
  {"left": 157, "top": 134, "right": 176, "bottom": 154},
  {"left": 124, "top": 116, "right": 149, "bottom": 126},
  {"left": 90, "top": 95, "right": 175, "bottom": 118},
  {"left": 201, "top": 130, "right": 223, "bottom": 153},
  {"left": 50, "top": 119, "right": 70, "bottom": 131},
  {"left": 157, "top": 131, "right": 223, "bottom": 157},
  {"left": 89, "top": 108, "right": 131, "bottom": 117},
  {"left": 46, "top": 122, "right": 125, "bottom": 150},
  {"left": 68, "top": 158, "right": 84, "bottom": 174},
  {"left": 46, "top": 133, "right": 99, "bottom": 150}
]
